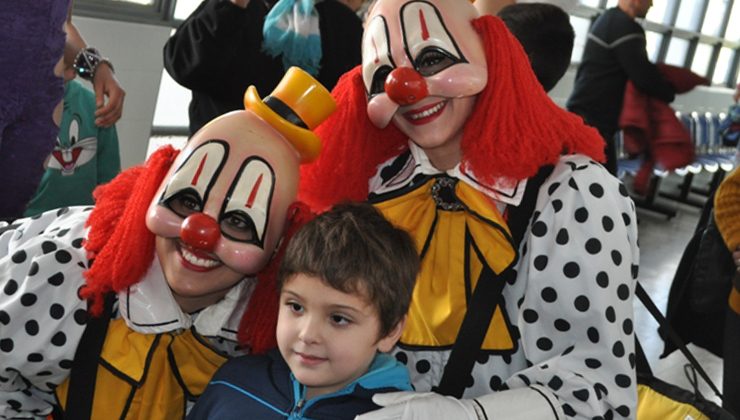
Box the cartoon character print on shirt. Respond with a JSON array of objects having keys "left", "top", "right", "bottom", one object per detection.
[{"left": 46, "top": 114, "right": 97, "bottom": 176}]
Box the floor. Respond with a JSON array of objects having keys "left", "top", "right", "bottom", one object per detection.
[{"left": 628, "top": 171, "right": 726, "bottom": 405}]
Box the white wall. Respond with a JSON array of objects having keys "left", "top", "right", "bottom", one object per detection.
[{"left": 72, "top": 16, "right": 172, "bottom": 169}]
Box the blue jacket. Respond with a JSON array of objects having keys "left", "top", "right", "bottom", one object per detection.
[{"left": 188, "top": 349, "right": 412, "bottom": 419}]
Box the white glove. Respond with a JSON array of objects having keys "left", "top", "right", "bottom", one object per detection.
[{"left": 354, "top": 391, "right": 482, "bottom": 420}]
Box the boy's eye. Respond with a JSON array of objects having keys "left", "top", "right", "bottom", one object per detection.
[
  {"left": 287, "top": 302, "right": 303, "bottom": 314},
  {"left": 330, "top": 314, "right": 352, "bottom": 326},
  {"left": 415, "top": 47, "right": 458, "bottom": 77}
]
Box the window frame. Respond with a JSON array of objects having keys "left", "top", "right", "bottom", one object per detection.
[{"left": 73, "top": 0, "right": 176, "bottom": 26}]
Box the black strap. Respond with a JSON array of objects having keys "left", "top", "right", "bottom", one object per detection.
[
  {"left": 60, "top": 293, "right": 115, "bottom": 420},
  {"left": 434, "top": 166, "right": 554, "bottom": 398},
  {"left": 635, "top": 282, "right": 725, "bottom": 401}
]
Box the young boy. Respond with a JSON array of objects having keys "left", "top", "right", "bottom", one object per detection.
[{"left": 188, "top": 202, "right": 420, "bottom": 419}]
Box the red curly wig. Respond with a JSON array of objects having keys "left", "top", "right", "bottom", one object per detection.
[{"left": 299, "top": 15, "right": 604, "bottom": 212}]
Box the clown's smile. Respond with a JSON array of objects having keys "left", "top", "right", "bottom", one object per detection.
[
  {"left": 178, "top": 242, "right": 222, "bottom": 272},
  {"left": 404, "top": 100, "right": 447, "bottom": 125}
]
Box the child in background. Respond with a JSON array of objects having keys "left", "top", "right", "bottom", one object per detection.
[
  {"left": 23, "top": 59, "right": 120, "bottom": 217},
  {"left": 189, "top": 202, "right": 420, "bottom": 419}
]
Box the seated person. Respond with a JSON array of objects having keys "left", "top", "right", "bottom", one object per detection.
[
  {"left": 188, "top": 202, "right": 419, "bottom": 419},
  {"left": 497, "top": 2, "right": 574, "bottom": 93},
  {"left": 24, "top": 61, "right": 121, "bottom": 217}
]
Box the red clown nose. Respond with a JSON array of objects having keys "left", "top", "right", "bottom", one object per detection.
[
  {"left": 385, "top": 67, "right": 429, "bottom": 106},
  {"left": 180, "top": 213, "right": 221, "bottom": 252}
]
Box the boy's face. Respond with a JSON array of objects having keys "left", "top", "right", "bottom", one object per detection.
[{"left": 277, "top": 273, "right": 403, "bottom": 398}]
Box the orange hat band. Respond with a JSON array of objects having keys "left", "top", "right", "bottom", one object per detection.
[{"left": 264, "top": 96, "right": 308, "bottom": 129}]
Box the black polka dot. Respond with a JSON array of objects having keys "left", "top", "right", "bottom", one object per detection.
[
  {"left": 548, "top": 375, "right": 563, "bottom": 390},
  {"left": 615, "top": 406, "right": 631, "bottom": 417},
  {"left": 502, "top": 353, "right": 512, "bottom": 364},
  {"left": 71, "top": 238, "right": 84, "bottom": 248},
  {"left": 602, "top": 216, "right": 614, "bottom": 232},
  {"left": 25, "top": 320, "right": 39, "bottom": 336},
  {"left": 612, "top": 341, "right": 625, "bottom": 357},
  {"left": 596, "top": 271, "right": 609, "bottom": 288},
  {"left": 51, "top": 331, "right": 67, "bottom": 346},
  {"left": 41, "top": 241, "right": 57, "bottom": 254},
  {"left": 21, "top": 293, "right": 37, "bottom": 307},
  {"left": 541, "top": 287, "right": 557, "bottom": 302},
  {"left": 523, "top": 309, "right": 539, "bottom": 323},
  {"left": 617, "top": 284, "right": 630, "bottom": 300},
  {"left": 605, "top": 306, "right": 616, "bottom": 323},
  {"left": 575, "top": 207, "right": 589, "bottom": 223},
  {"left": 414, "top": 359, "right": 430, "bottom": 374},
  {"left": 3, "top": 279, "right": 18, "bottom": 296},
  {"left": 11, "top": 250, "right": 27, "bottom": 264},
  {"left": 537, "top": 337, "right": 553, "bottom": 351},
  {"left": 629, "top": 353, "right": 636, "bottom": 369},
  {"left": 0, "top": 310, "right": 9, "bottom": 325},
  {"left": 57, "top": 228, "right": 70, "bottom": 237},
  {"left": 585, "top": 358, "right": 602, "bottom": 368},
  {"left": 547, "top": 182, "right": 561, "bottom": 195},
  {"left": 48, "top": 272, "right": 65, "bottom": 286},
  {"left": 534, "top": 255, "right": 548, "bottom": 271},
  {"left": 589, "top": 183, "right": 604, "bottom": 198},
  {"left": 36, "top": 371, "right": 53, "bottom": 377},
  {"left": 57, "top": 207, "right": 70, "bottom": 216},
  {"left": 618, "top": 184, "right": 628, "bottom": 197},
  {"left": 568, "top": 178, "right": 579, "bottom": 190},
  {"left": 631, "top": 264, "right": 639, "bottom": 279},
  {"left": 50, "top": 304, "right": 65, "bottom": 319},
  {"left": 7, "top": 399, "right": 21, "bottom": 410},
  {"left": 551, "top": 199, "right": 563, "bottom": 213},
  {"left": 532, "top": 221, "right": 547, "bottom": 237},
  {"left": 476, "top": 353, "right": 490, "bottom": 365},
  {"left": 620, "top": 214, "right": 631, "bottom": 228},
  {"left": 611, "top": 250, "right": 622, "bottom": 266},
  {"left": 59, "top": 359, "right": 73, "bottom": 369},
  {"left": 615, "top": 374, "right": 631, "bottom": 388},
  {"left": 575, "top": 295, "right": 590, "bottom": 312},
  {"left": 554, "top": 319, "right": 571, "bottom": 331},
  {"left": 595, "top": 382, "right": 609, "bottom": 399},
  {"left": 564, "top": 262, "right": 580, "bottom": 278},
  {"left": 585, "top": 238, "right": 602, "bottom": 254},
  {"left": 587, "top": 327, "right": 600, "bottom": 343},
  {"left": 0, "top": 338, "right": 14, "bottom": 352},
  {"left": 28, "top": 262, "right": 39, "bottom": 276},
  {"left": 74, "top": 309, "right": 88, "bottom": 325},
  {"left": 623, "top": 319, "right": 633, "bottom": 335},
  {"left": 562, "top": 345, "right": 575, "bottom": 355},
  {"left": 489, "top": 375, "right": 503, "bottom": 390},
  {"left": 562, "top": 403, "right": 576, "bottom": 416},
  {"left": 27, "top": 353, "right": 43, "bottom": 362},
  {"left": 55, "top": 250, "right": 72, "bottom": 264},
  {"left": 556, "top": 228, "right": 569, "bottom": 245},
  {"left": 573, "top": 388, "right": 590, "bottom": 401}
]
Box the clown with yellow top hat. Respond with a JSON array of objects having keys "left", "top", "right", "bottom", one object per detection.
[{"left": 0, "top": 68, "right": 334, "bottom": 419}]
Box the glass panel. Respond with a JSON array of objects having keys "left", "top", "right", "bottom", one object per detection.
[
  {"left": 646, "top": 1, "right": 668, "bottom": 24},
  {"left": 570, "top": 16, "right": 591, "bottom": 64},
  {"left": 606, "top": 0, "right": 618, "bottom": 7},
  {"left": 113, "top": 0, "right": 154, "bottom": 4},
  {"left": 675, "top": 0, "right": 704, "bottom": 31},
  {"left": 691, "top": 43, "right": 713, "bottom": 77},
  {"left": 725, "top": 0, "right": 740, "bottom": 41},
  {"left": 153, "top": 29, "right": 191, "bottom": 128},
  {"left": 645, "top": 30, "right": 663, "bottom": 62},
  {"left": 664, "top": 37, "right": 690, "bottom": 66},
  {"left": 712, "top": 46, "right": 732, "bottom": 84},
  {"left": 174, "top": 0, "right": 202, "bottom": 20},
  {"left": 580, "top": 0, "right": 602, "bottom": 6},
  {"left": 701, "top": 0, "right": 729, "bottom": 36}
]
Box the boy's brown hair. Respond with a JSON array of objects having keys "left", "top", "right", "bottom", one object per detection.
[{"left": 278, "top": 201, "right": 419, "bottom": 337}]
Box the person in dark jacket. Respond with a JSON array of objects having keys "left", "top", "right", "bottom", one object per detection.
[
  {"left": 188, "top": 202, "right": 419, "bottom": 419},
  {"left": 163, "top": 0, "right": 363, "bottom": 134},
  {"left": 567, "top": 0, "right": 675, "bottom": 175}
]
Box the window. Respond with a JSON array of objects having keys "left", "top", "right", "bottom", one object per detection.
[
  {"left": 75, "top": 0, "right": 172, "bottom": 24},
  {"left": 674, "top": 0, "right": 704, "bottom": 31},
  {"left": 701, "top": 0, "right": 730, "bottom": 37},
  {"left": 713, "top": 46, "right": 733, "bottom": 84},
  {"left": 570, "top": 16, "right": 592, "bottom": 64},
  {"left": 725, "top": 1, "right": 740, "bottom": 41},
  {"left": 691, "top": 43, "right": 713, "bottom": 77},
  {"left": 645, "top": 30, "right": 663, "bottom": 62},
  {"left": 173, "top": 0, "right": 201, "bottom": 20},
  {"left": 646, "top": 1, "right": 669, "bottom": 24},
  {"left": 664, "top": 37, "right": 690, "bottom": 67}
]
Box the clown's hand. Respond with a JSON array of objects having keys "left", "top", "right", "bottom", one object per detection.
[
  {"left": 355, "top": 386, "right": 565, "bottom": 420},
  {"left": 354, "top": 392, "right": 481, "bottom": 420}
]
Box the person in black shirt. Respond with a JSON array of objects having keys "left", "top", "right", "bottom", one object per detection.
[
  {"left": 164, "top": 0, "right": 363, "bottom": 134},
  {"left": 567, "top": 0, "right": 675, "bottom": 175}
]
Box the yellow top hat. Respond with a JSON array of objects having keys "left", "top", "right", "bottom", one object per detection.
[{"left": 244, "top": 67, "right": 337, "bottom": 163}]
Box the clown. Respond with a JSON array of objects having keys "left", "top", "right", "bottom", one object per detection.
[
  {"left": 300, "top": 1, "right": 640, "bottom": 419},
  {"left": 0, "top": 67, "right": 334, "bottom": 419}
]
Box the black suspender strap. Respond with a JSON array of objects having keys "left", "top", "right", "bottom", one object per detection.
[
  {"left": 434, "top": 166, "right": 554, "bottom": 398},
  {"left": 60, "top": 293, "right": 115, "bottom": 420}
]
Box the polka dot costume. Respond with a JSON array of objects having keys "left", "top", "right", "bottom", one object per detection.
[
  {"left": 382, "top": 155, "right": 639, "bottom": 419},
  {"left": 0, "top": 207, "right": 248, "bottom": 418}
]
